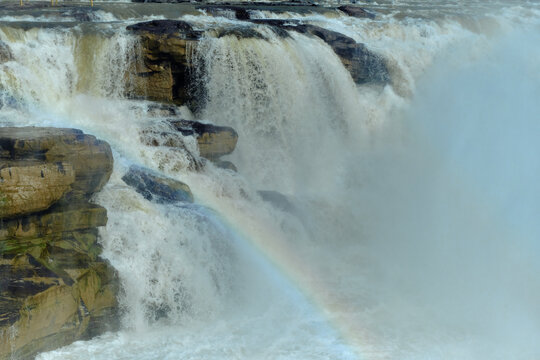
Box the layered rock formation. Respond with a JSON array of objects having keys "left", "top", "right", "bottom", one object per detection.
[
  {"left": 127, "top": 20, "right": 202, "bottom": 106},
  {"left": 126, "top": 17, "right": 389, "bottom": 106},
  {"left": 0, "top": 127, "right": 118, "bottom": 360}
]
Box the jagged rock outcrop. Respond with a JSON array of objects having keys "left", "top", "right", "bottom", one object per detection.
[
  {"left": 141, "top": 119, "right": 238, "bottom": 164},
  {"left": 126, "top": 20, "right": 203, "bottom": 105},
  {"left": 0, "top": 127, "right": 118, "bottom": 360},
  {"left": 122, "top": 165, "right": 193, "bottom": 204},
  {"left": 0, "top": 127, "right": 113, "bottom": 202}
]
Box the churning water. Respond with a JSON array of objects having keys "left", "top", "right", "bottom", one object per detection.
[{"left": 0, "top": 1, "right": 538, "bottom": 359}]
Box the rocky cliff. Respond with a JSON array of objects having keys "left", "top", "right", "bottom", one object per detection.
[
  {"left": 126, "top": 16, "right": 388, "bottom": 106},
  {"left": 0, "top": 127, "right": 118, "bottom": 360},
  {"left": 127, "top": 20, "right": 202, "bottom": 106}
]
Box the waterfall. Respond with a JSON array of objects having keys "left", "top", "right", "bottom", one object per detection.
[{"left": 0, "top": 2, "right": 538, "bottom": 359}]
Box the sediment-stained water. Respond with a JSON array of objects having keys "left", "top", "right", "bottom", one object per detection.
[{"left": 0, "top": 1, "right": 538, "bottom": 359}]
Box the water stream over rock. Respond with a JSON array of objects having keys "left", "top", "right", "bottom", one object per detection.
[{"left": 0, "top": 1, "right": 539, "bottom": 359}]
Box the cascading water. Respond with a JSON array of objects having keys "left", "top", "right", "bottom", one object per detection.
[
  {"left": 0, "top": 1, "right": 538, "bottom": 359},
  {"left": 191, "top": 29, "right": 362, "bottom": 192}
]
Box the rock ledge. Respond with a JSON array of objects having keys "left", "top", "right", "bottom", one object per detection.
[{"left": 0, "top": 127, "right": 118, "bottom": 360}]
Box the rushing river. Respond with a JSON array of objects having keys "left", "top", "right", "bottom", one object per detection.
[{"left": 0, "top": 1, "right": 539, "bottom": 359}]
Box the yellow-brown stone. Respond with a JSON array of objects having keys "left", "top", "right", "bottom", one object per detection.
[
  {"left": 0, "top": 127, "right": 118, "bottom": 360},
  {"left": 126, "top": 20, "right": 201, "bottom": 105},
  {"left": 0, "top": 127, "right": 113, "bottom": 201},
  {"left": 0, "top": 162, "right": 75, "bottom": 219}
]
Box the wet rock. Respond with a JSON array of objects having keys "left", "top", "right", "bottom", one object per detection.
[
  {"left": 0, "top": 127, "right": 118, "bottom": 360},
  {"left": 131, "top": 0, "right": 192, "bottom": 2},
  {"left": 127, "top": 16, "right": 387, "bottom": 106},
  {"left": 122, "top": 165, "right": 193, "bottom": 204},
  {"left": 0, "top": 127, "right": 113, "bottom": 201},
  {"left": 0, "top": 202, "right": 107, "bottom": 246},
  {"left": 338, "top": 5, "right": 376, "bottom": 19},
  {"left": 212, "top": 26, "right": 266, "bottom": 39},
  {"left": 0, "top": 41, "right": 12, "bottom": 64},
  {"left": 251, "top": 20, "right": 389, "bottom": 84},
  {"left": 0, "top": 260, "right": 118, "bottom": 360},
  {"left": 295, "top": 24, "right": 388, "bottom": 84},
  {"left": 195, "top": 1, "right": 325, "bottom": 19},
  {"left": 197, "top": 5, "right": 252, "bottom": 20},
  {"left": 258, "top": 190, "right": 295, "bottom": 212},
  {"left": 141, "top": 119, "right": 238, "bottom": 162},
  {"left": 127, "top": 20, "right": 203, "bottom": 105},
  {"left": 213, "top": 159, "right": 237, "bottom": 172},
  {"left": 145, "top": 103, "right": 182, "bottom": 117},
  {"left": 169, "top": 120, "right": 238, "bottom": 160},
  {"left": 127, "top": 20, "right": 201, "bottom": 38}
]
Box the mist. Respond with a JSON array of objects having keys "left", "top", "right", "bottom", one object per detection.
[{"left": 348, "top": 28, "right": 540, "bottom": 359}]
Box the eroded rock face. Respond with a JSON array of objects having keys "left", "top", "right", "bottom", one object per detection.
[
  {"left": 0, "top": 127, "right": 113, "bottom": 203},
  {"left": 127, "top": 20, "right": 202, "bottom": 105},
  {"left": 0, "top": 162, "right": 75, "bottom": 218},
  {"left": 126, "top": 17, "right": 389, "bottom": 108},
  {"left": 122, "top": 165, "right": 193, "bottom": 204},
  {"left": 0, "top": 127, "right": 118, "bottom": 360}
]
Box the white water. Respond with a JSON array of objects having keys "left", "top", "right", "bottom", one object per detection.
[{"left": 0, "top": 2, "right": 539, "bottom": 359}]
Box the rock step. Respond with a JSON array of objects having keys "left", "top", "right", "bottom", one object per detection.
[{"left": 0, "top": 127, "right": 113, "bottom": 209}]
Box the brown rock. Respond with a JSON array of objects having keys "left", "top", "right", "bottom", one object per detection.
[
  {"left": 141, "top": 119, "right": 238, "bottom": 162},
  {"left": 0, "top": 202, "right": 107, "bottom": 242},
  {"left": 0, "top": 127, "right": 118, "bottom": 360},
  {"left": 170, "top": 120, "right": 238, "bottom": 160},
  {"left": 0, "top": 127, "right": 113, "bottom": 201},
  {"left": 122, "top": 165, "right": 193, "bottom": 203},
  {"left": 132, "top": 63, "right": 174, "bottom": 102},
  {"left": 0, "top": 162, "right": 75, "bottom": 218},
  {"left": 127, "top": 20, "right": 202, "bottom": 105},
  {"left": 0, "top": 260, "right": 118, "bottom": 360}
]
